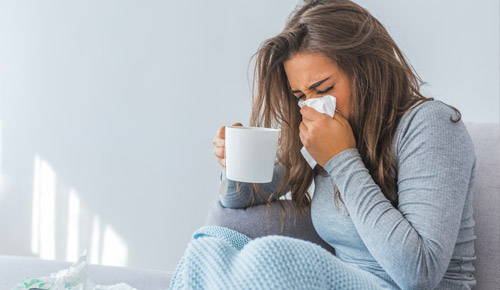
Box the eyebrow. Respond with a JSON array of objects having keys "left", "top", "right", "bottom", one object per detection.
[{"left": 290, "top": 77, "right": 330, "bottom": 94}]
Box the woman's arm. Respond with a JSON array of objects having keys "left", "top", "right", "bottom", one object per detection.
[
  {"left": 219, "top": 162, "right": 290, "bottom": 209},
  {"left": 324, "top": 101, "right": 476, "bottom": 290}
]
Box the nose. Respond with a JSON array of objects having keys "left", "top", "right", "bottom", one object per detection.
[{"left": 304, "top": 94, "right": 326, "bottom": 102}]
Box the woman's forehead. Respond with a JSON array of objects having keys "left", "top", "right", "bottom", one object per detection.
[{"left": 284, "top": 53, "right": 339, "bottom": 86}]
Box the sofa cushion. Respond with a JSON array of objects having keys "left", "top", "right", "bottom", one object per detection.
[
  {"left": 465, "top": 122, "right": 500, "bottom": 289},
  {"left": 204, "top": 200, "right": 335, "bottom": 256}
]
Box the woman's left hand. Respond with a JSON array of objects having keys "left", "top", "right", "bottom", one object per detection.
[{"left": 299, "top": 106, "right": 357, "bottom": 167}]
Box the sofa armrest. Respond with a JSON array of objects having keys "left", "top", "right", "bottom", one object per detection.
[{"left": 204, "top": 200, "right": 335, "bottom": 255}]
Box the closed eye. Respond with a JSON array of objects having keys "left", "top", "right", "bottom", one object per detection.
[
  {"left": 293, "top": 85, "right": 334, "bottom": 101},
  {"left": 317, "top": 86, "right": 334, "bottom": 95}
]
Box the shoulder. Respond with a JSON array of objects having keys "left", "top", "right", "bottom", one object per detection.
[
  {"left": 394, "top": 100, "right": 474, "bottom": 160},
  {"left": 399, "top": 99, "right": 459, "bottom": 128}
]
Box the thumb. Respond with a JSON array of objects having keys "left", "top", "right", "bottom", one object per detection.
[{"left": 232, "top": 122, "right": 243, "bottom": 126}]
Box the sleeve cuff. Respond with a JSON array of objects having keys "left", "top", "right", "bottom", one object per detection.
[
  {"left": 219, "top": 169, "right": 239, "bottom": 197},
  {"left": 323, "top": 148, "right": 367, "bottom": 201},
  {"left": 220, "top": 170, "right": 237, "bottom": 187},
  {"left": 324, "top": 148, "right": 361, "bottom": 174}
]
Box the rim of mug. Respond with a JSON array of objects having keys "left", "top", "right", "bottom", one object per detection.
[{"left": 225, "top": 126, "right": 280, "bottom": 132}]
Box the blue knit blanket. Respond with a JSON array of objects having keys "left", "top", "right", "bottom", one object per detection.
[{"left": 169, "top": 226, "right": 381, "bottom": 289}]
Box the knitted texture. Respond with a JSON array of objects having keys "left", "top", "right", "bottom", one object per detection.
[{"left": 169, "top": 225, "right": 381, "bottom": 289}]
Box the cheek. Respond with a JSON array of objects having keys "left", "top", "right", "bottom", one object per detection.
[
  {"left": 334, "top": 85, "right": 351, "bottom": 117},
  {"left": 334, "top": 95, "right": 350, "bottom": 117}
]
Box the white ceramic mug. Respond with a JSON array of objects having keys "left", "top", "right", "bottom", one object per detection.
[{"left": 225, "top": 126, "right": 280, "bottom": 183}]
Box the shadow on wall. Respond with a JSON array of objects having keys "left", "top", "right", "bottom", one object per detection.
[{"left": 30, "top": 154, "right": 129, "bottom": 266}]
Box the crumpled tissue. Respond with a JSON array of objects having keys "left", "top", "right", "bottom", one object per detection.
[
  {"left": 298, "top": 95, "right": 336, "bottom": 168},
  {"left": 11, "top": 252, "right": 137, "bottom": 290}
]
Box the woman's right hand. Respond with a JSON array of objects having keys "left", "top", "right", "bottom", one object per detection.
[{"left": 212, "top": 122, "right": 243, "bottom": 171}]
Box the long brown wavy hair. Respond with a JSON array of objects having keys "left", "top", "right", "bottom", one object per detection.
[{"left": 235, "top": 0, "right": 460, "bottom": 224}]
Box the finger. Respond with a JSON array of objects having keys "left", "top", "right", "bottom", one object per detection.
[
  {"left": 333, "top": 111, "right": 349, "bottom": 127},
  {"left": 213, "top": 137, "right": 224, "bottom": 147},
  {"left": 301, "top": 117, "right": 312, "bottom": 128},
  {"left": 334, "top": 109, "right": 347, "bottom": 120},
  {"left": 217, "top": 126, "right": 226, "bottom": 139},
  {"left": 299, "top": 130, "right": 306, "bottom": 146},
  {"left": 213, "top": 146, "right": 221, "bottom": 158},
  {"left": 218, "top": 158, "right": 226, "bottom": 169},
  {"left": 218, "top": 123, "right": 243, "bottom": 139},
  {"left": 213, "top": 146, "right": 225, "bottom": 158},
  {"left": 300, "top": 105, "right": 321, "bottom": 120},
  {"left": 299, "top": 121, "right": 308, "bottom": 133},
  {"left": 301, "top": 114, "right": 313, "bottom": 122}
]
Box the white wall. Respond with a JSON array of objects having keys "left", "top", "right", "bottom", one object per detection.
[
  {"left": 355, "top": 0, "right": 499, "bottom": 123},
  {"left": 0, "top": 0, "right": 299, "bottom": 271},
  {"left": 0, "top": 0, "right": 498, "bottom": 272}
]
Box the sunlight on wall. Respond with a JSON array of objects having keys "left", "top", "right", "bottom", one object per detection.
[
  {"left": 0, "top": 120, "right": 2, "bottom": 174},
  {"left": 0, "top": 119, "right": 6, "bottom": 204},
  {"left": 31, "top": 155, "right": 129, "bottom": 266},
  {"left": 102, "top": 224, "right": 129, "bottom": 267},
  {"left": 88, "top": 214, "right": 129, "bottom": 267},
  {"left": 0, "top": 119, "right": 5, "bottom": 205},
  {"left": 31, "top": 155, "right": 56, "bottom": 259},
  {"left": 66, "top": 188, "right": 80, "bottom": 262},
  {"left": 90, "top": 214, "right": 101, "bottom": 264}
]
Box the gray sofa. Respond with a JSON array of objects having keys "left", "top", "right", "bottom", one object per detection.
[{"left": 1, "top": 122, "right": 498, "bottom": 289}]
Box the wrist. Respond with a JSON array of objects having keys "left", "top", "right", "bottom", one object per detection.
[{"left": 323, "top": 148, "right": 360, "bottom": 175}]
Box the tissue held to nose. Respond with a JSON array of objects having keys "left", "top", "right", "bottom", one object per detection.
[
  {"left": 298, "top": 95, "right": 336, "bottom": 168},
  {"left": 298, "top": 94, "right": 336, "bottom": 116}
]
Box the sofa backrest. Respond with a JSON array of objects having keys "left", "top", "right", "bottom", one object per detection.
[{"left": 464, "top": 122, "right": 500, "bottom": 290}]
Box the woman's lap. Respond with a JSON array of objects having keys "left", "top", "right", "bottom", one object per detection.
[
  {"left": 171, "top": 226, "right": 386, "bottom": 289},
  {"left": 231, "top": 235, "right": 384, "bottom": 289}
]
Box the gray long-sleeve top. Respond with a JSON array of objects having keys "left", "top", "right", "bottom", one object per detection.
[{"left": 219, "top": 100, "right": 477, "bottom": 290}]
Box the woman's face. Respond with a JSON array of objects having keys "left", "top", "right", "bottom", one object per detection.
[{"left": 284, "top": 52, "right": 352, "bottom": 118}]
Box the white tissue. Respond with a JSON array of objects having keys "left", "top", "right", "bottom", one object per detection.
[
  {"left": 298, "top": 95, "right": 336, "bottom": 168},
  {"left": 298, "top": 94, "right": 336, "bottom": 117},
  {"left": 41, "top": 252, "right": 137, "bottom": 290}
]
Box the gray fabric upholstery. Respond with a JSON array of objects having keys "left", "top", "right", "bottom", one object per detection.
[
  {"left": 204, "top": 199, "right": 335, "bottom": 255},
  {"left": 206, "top": 122, "right": 500, "bottom": 290},
  {"left": 465, "top": 122, "right": 500, "bottom": 289},
  {"left": 0, "top": 255, "right": 173, "bottom": 290}
]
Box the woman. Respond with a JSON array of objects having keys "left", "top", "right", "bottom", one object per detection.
[{"left": 212, "top": 0, "right": 476, "bottom": 289}]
